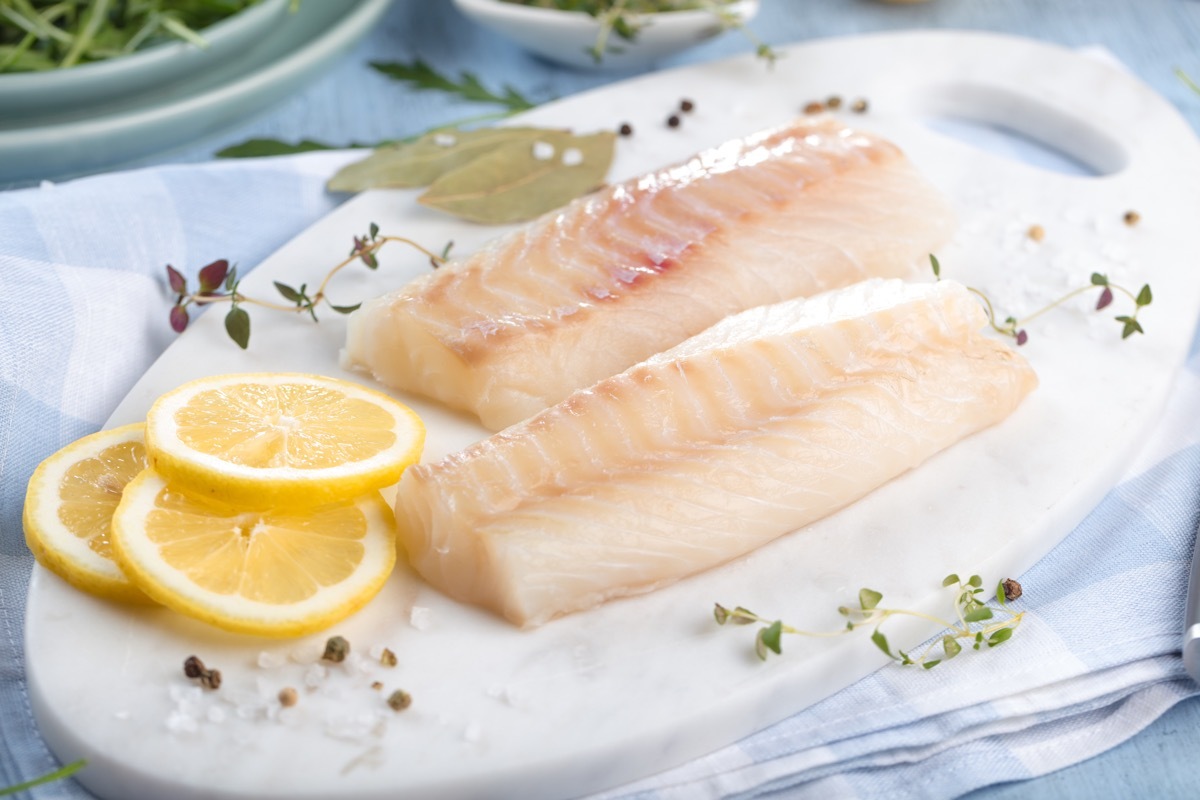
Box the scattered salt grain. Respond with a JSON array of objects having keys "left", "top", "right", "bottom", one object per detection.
[
  {"left": 257, "top": 651, "right": 285, "bottom": 669},
  {"left": 166, "top": 710, "right": 199, "bottom": 734},
  {"left": 410, "top": 606, "right": 433, "bottom": 631},
  {"left": 304, "top": 663, "right": 328, "bottom": 688},
  {"left": 561, "top": 147, "right": 584, "bottom": 167},
  {"left": 532, "top": 141, "right": 555, "bottom": 161},
  {"left": 434, "top": 133, "right": 457, "bottom": 147}
]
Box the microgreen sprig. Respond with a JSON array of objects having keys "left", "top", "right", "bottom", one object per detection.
[
  {"left": 930, "top": 255, "right": 1152, "bottom": 345},
  {"left": 166, "top": 224, "right": 447, "bottom": 349},
  {"left": 715, "top": 574, "right": 1024, "bottom": 668}
]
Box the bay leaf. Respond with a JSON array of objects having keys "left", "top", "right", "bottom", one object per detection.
[
  {"left": 326, "top": 127, "right": 557, "bottom": 192},
  {"left": 417, "top": 130, "right": 616, "bottom": 225}
]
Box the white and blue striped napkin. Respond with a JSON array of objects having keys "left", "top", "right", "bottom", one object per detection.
[{"left": 1, "top": 151, "right": 1198, "bottom": 799}]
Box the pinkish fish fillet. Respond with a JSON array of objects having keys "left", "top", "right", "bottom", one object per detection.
[
  {"left": 394, "top": 279, "right": 1037, "bottom": 627},
  {"left": 344, "top": 118, "right": 956, "bottom": 431}
]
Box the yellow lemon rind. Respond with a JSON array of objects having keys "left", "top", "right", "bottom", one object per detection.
[
  {"left": 22, "top": 423, "right": 152, "bottom": 605},
  {"left": 111, "top": 469, "right": 398, "bottom": 638},
  {"left": 143, "top": 372, "right": 425, "bottom": 508}
]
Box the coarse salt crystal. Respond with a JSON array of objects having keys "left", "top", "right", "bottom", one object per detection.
[
  {"left": 305, "top": 663, "right": 328, "bottom": 688},
  {"left": 532, "top": 141, "right": 555, "bottom": 161},
  {"left": 166, "top": 710, "right": 199, "bottom": 734},
  {"left": 434, "top": 133, "right": 457, "bottom": 147},
  {"left": 410, "top": 606, "right": 433, "bottom": 631},
  {"left": 257, "top": 651, "right": 284, "bottom": 669},
  {"left": 561, "top": 147, "right": 584, "bottom": 166}
]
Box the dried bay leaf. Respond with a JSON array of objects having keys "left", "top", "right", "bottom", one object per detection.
[
  {"left": 418, "top": 130, "right": 616, "bottom": 225},
  {"left": 327, "top": 127, "right": 557, "bottom": 192}
]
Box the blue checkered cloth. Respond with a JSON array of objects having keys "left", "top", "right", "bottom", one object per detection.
[{"left": 2, "top": 149, "right": 1199, "bottom": 798}]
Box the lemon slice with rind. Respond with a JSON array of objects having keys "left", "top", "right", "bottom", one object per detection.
[
  {"left": 112, "top": 468, "right": 397, "bottom": 637},
  {"left": 23, "top": 423, "right": 151, "bottom": 603},
  {"left": 144, "top": 373, "right": 424, "bottom": 507}
]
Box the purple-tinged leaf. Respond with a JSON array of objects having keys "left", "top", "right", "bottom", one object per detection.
[
  {"left": 169, "top": 304, "right": 189, "bottom": 333},
  {"left": 1015, "top": 329, "right": 1028, "bottom": 346},
  {"left": 1096, "top": 286, "right": 1113, "bottom": 310},
  {"left": 198, "top": 259, "right": 229, "bottom": 294},
  {"left": 167, "top": 265, "right": 187, "bottom": 295},
  {"left": 361, "top": 251, "right": 379, "bottom": 270}
]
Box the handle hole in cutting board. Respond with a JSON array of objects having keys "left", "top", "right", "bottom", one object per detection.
[{"left": 915, "top": 82, "right": 1129, "bottom": 177}]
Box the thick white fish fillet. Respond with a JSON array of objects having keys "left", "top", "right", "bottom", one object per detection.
[
  {"left": 394, "top": 279, "right": 1037, "bottom": 627},
  {"left": 344, "top": 118, "right": 956, "bottom": 431}
]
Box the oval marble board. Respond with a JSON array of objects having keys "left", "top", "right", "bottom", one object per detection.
[{"left": 25, "top": 31, "right": 1200, "bottom": 800}]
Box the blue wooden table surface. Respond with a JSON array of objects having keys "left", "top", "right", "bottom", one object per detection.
[{"left": 9, "top": 0, "right": 1200, "bottom": 797}]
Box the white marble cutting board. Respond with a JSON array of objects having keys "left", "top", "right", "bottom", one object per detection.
[{"left": 24, "top": 31, "right": 1200, "bottom": 800}]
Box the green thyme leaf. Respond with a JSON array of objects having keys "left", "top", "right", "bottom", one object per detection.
[
  {"left": 370, "top": 59, "right": 535, "bottom": 111},
  {"left": 858, "top": 588, "right": 882, "bottom": 611},
  {"left": 996, "top": 579, "right": 1008, "bottom": 607},
  {"left": 942, "top": 573, "right": 959, "bottom": 587},
  {"left": 1090, "top": 272, "right": 1109, "bottom": 286},
  {"left": 328, "top": 127, "right": 557, "bottom": 192},
  {"left": 871, "top": 629, "right": 893, "bottom": 658},
  {"left": 0, "top": 758, "right": 86, "bottom": 797},
  {"left": 922, "top": 659, "right": 941, "bottom": 670},
  {"left": 418, "top": 130, "right": 616, "bottom": 224},
  {"left": 1136, "top": 284, "right": 1153, "bottom": 307},
  {"left": 929, "top": 253, "right": 941, "bottom": 279},
  {"left": 756, "top": 620, "right": 783, "bottom": 659},
  {"left": 713, "top": 603, "right": 730, "bottom": 625},
  {"left": 330, "top": 303, "right": 362, "bottom": 315},
  {"left": 942, "top": 635, "right": 962, "bottom": 659},
  {"left": 988, "top": 627, "right": 1014, "bottom": 647},
  {"left": 274, "top": 282, "right": 303, "bottom": 304},
  {"left": 968, "top": 574, "right": 983, "bottom": 588},
  {"left": 224, "top": 305, "right": 250, "bottom": 350},
  {"left": 963, "top": 607, "right": 994, "bottom": 623}
]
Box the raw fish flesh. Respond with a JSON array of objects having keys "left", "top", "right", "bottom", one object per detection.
[
  {"left": 394, "top": 279, "right": 1037, "bottom": 627},
  {"left": 344, "top": 118, "right": 956, "bottom": 431}
]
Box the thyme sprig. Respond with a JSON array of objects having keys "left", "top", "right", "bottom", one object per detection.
[
  {"left": 0, "top": 759, "right": 86, "bottom": 797},
  {"left": 930, "top": 255, "right": 1152, "bottom": 345},
  {"left": 715, "top": 574, "right": 1024, "bottom": 668},
  {"left": 167, "top": 224, "right": 446, "bottom": 349}
]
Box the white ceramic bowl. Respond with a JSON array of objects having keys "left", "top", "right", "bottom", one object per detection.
[
  {"left": 451, "top": 0, "right": 761, "bottom": 71},
  {"left": 0, "top": 0, "right": 290, "bottom": 118}
]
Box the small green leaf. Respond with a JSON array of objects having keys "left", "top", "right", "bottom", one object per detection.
[
  {"left": 871, "top": 629, "right": 893, "bottom": 658},
  {"left": 942, "top": 573, "right": 960, "bottom": 587},
  {"left": 713, "top": 604, "right": 730, "bottom": 625},
  {"left": 369, "top": 222, "right": 380, "bottom": 240},
  {"left": 858, "top": 588, "right": 883, "bottom": 611},
  {"left": 922, "top": 659, "right": 941, "bottom": 670},
  {"left": 224, "top": 267, "right": 238, "bottom": 292},
  {"left": 330, "top": 303, "right": 362, "bottom": 315},
  {"left": 370, "top": 59, "right": 535, "bottom": 111},
  {"left": 275, "top": 282, "right": 303, "bottom": 303},
  {"left": 968, "top": 575, "right": 983, "bottom": 588},
  {"left": 1121, "top": 318, "right": 1144, "bottom": 338},
  {"left": 1090, "top": 272, "right": 1109, "bottom": 286},
  {"left": 224, "top": 306, "right": 250, "bottom": 350},
  {"left": 418, "top": 130, "right": 617, "bottom": 224},
  {"left": 988, "top": 627, "right": 1014, "bottom": 646},
  {"left": 996, "top": 579, "right": 1008, "bottom": 607},
  {"left": 929, "top": 253, "right": 941, "bottom": 278},
  {"left": 1136, "top": 284, "right": 1152, "bottom": 307},
  {"left": 216, "top": 138, "right": 345, "bottom": 158},
  {"left": 759, "top": 620, "right": 783, "bottom": 656},
  {"left": 963, "top": 607, "right": 994, "bottom": 623},
  {"left": 942, "top": 635, "right": 962, "bottom": 659},
  {"left": 730, "top": 606, "right": 757, "bottom": 625}
]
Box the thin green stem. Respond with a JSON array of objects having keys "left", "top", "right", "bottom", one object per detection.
[
  {"left": 0, "top": 759, "right": 86, "bottom": 797},
  {"left": 60, "top": 0, "right": 111, "bottom": 67}
]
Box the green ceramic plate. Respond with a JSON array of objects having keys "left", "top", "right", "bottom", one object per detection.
[{"left": 0, "top": 0, "right": 392, "bottom": 183}]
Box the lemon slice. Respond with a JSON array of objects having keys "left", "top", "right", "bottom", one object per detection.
[
  {"left": 144, "top": 373, "right": 425, "bottom": 506},
  {"left": 23, "top": 423, "right": 151, "bottom": 603},
  {"left": 111, "top": 468, "right": 397, "bottom": 637}
]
